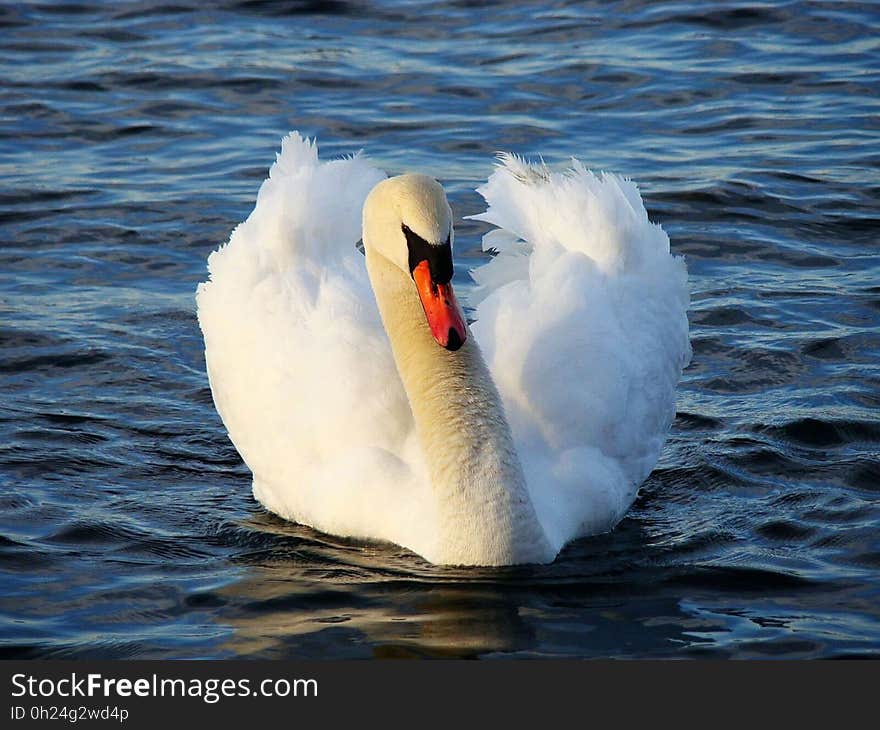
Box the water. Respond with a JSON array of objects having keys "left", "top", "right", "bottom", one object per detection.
[{"left": 1, "top": 0, "right": 878, "bottom": 659}]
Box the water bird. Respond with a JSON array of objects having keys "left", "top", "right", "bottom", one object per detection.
[{"left": 196, "top": 132, "right": 691, "bottom": 566}]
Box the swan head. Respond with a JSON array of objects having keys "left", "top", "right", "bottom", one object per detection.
[{"left": 363, "top": 174, "right": 467, "bottom": 351}]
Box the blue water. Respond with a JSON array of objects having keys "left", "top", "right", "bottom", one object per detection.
[{"left": 1, "top": 1, "right": 879, "bottom": 658}]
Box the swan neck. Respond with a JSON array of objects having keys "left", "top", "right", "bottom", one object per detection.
[{"left": 364, "top": 250, "right": 551, "bottom": 565}]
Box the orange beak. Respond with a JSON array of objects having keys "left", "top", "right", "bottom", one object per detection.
[{"left": 412, "top": 260, "right": 467, "bottom": 351}]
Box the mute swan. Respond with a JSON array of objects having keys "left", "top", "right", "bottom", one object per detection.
[{"left": 196, "top": 133, "right": 691, "bottom": 566}]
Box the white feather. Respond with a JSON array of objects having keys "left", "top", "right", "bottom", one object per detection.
[
  {"left": 196, "top": 132, "right": 691, "bottom": 565},
  {"left": 469, "top": 155, "right": 692, "bottom": 547},
  {"left": 197, "top": 134, "right": 432, "bottom": 553}
]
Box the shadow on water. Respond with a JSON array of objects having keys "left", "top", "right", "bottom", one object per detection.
[{"left": 210, "top": 510, "right": 695, "bottom": 659}]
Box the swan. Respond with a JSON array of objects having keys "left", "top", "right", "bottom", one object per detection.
[{"left": 196, "top": 132, "right": 691, "bottom": 566}]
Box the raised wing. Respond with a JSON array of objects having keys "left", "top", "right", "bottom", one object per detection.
[
  {"left": 468, "top": 154, "right": 691, "bottom": 547},
  {"left": 196, "top": 134, "right": 423, "bottom": 543}
]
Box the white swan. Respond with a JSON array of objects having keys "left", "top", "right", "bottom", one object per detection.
[{"left": 196, "top": 132, "right": 691, "bottom": 566}]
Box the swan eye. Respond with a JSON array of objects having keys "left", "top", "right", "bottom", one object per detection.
[{"left": 402, "top": 224, "right": 454, "bottom": 285}]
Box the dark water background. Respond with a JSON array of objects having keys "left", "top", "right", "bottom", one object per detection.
[{"left": 1, "top": 1, "right": 879, "bottom": 658}]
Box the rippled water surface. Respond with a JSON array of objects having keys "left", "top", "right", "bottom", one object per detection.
[{"left": 2, "top": 1, "right": 879, "bottom": 658}]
